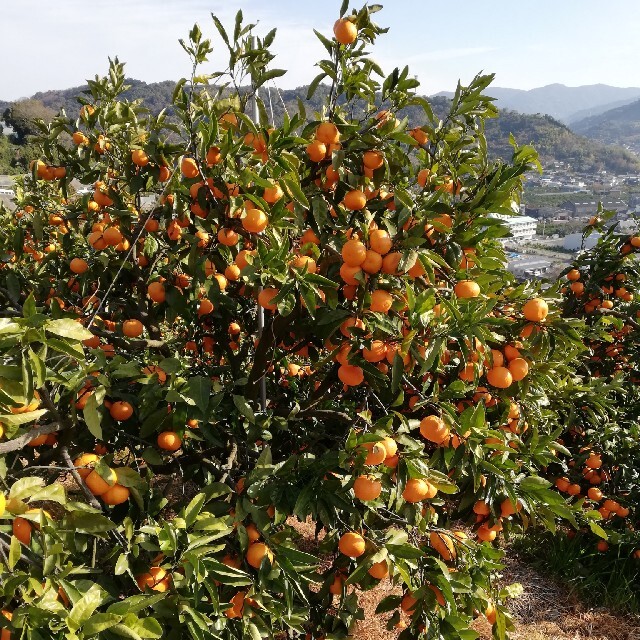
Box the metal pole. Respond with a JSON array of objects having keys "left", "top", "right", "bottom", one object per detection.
[{"left": 251, "top": 36, "right": 268, "bottom": 413}]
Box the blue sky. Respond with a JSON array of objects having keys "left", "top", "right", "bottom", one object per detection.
[{"left": 2, "top": 0, "right": 640, "bottom": 100}]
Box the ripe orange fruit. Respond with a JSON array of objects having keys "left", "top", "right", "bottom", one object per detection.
[
  {"left": 508, "top": 358, "right": 529, "bottom": 382},
  {"left": 258, "top": 288, "right": 279, "bottom": 311},
  {"left": 74, "top": 453, "right": 99, "bottom": 480},
  {"left": 142, "top": 365, "right": 167, "bottom": 385},
  {"left": 472, "top": 501, "right": 490, "bottom": 518},
  {"left": 70, "top": 257, "right": 88, "bottom": 274},
  {"left": 476, "top": 525, "right": 497, "bottom": 542},
  {"left": 342, "top": 239, "right": 367, "bottom": 266},
  {"left": 485, "top": 602, "right": 497, "bottom": 625},
  {"left": 206, "top": 146, "right": 222, "bottom": 166},
  {"left": 454, "top": 280, "right": 480, "bottom": 298},
  {"left": 72, "top": 131, "right": 88, "bottom": 145},
  {"left": 147, "top": 281, "right": 166, "bottom": 303},
  {"left": 571, "top": 282, "right": 584, "bottom": 295},
  {"left": 353, "top": 475, "right": 382, "bottom": 501},
  {"left": 263, "top": 181, "right": 283, "bottom": 204},
  {"left": 338, "top": 364, "right": 364, "bottom": 386},
  {"left": 131, "top": 149, "right": 149, "bottom": 167},
  {"left": 224, "top": 591, "right": 245, "bottom": 619},
  {"left": 567, "top": 269, "right": 581, "bottom": 281},
  {"left": 290, "top": 255, "right": 317, "bottom": 274},
  {"left": 417, "top": 168, "right": 430, "bottom": 188},
  {"left": 333, "top": 18, "right": 357, "bottom": 45},
  {"left": 361, "top": 249, "right": 383, "bottom": 274},
  {"left": 587, "top": 487, "right": 603, "bottom": 501},
  {"left": 181, "top": 156, "right": 199, "bottom": 179},
  {"left": 430, "top": 531, "right": 456, "bottom": 561},
  {"left": 13, "top": 517, "right": 32, "bottom": 545},
  {"left": 85, "top": 468, "right": 117, "bottom": 496},
  {"left": 122, "top": 319, "right": 143, "bottom": 337},
  {"left": 369, "top": 229, "right": 392, "bottom": 255},
  {"left": 316, "top": 122, "right": 340, "bottom": 145},
  {"left": 410, "top": 128, "right": 429, "bottom": 145},
  {"left": 338, "top": 532, "right": 365, "bottom": 557},
  {"left": 368, "top": 560, "right": 389, "bottom": 580},
  {"left": 369, "top": 289, "right": 393, "bottom": 313},
  {"left": 522, "top": 298, "right": 548, "bottom": 322},
  {"left": 486, "top": 367, "right": 513, "bottom": 389},
  {"left": 246, "top": 542, "right": 274, "bottom": 568},
  {"left": 217, "top": 228, "right": 238, "bottom": 246},
  {"left": 102, "top": 484, "right": 130, "bottom": 505},
  {"left": 381, "top": 252, "right": 402, "bottom": 275},
  {"left": 419, "top": 415, "right": 449, "bottom": 444},
  {"left": 198, "top": 298, "right": 214, "bottom": 316},
  {"left": 381, "top": 437, "right": 398, "bottom": 458},
  {"left": 110, "top": 401, "right": 133, "bottom": 421},
  {"left": 363, "top": 340, "right": 387, "bottom": 363},
  {"left": 363, "top": 150, "right": 384, "bottom": 170},
  {"left": 596, "top": 540, "right": 609, "bottom": 553},
  {"left": 306, "top": 140, "right": 327, "bottom": 162},
  {"left": 401, "top": 592, "right": 418, "bottom": 614},
  {"left": 157, "top": 431, "right": 182, "bottom": 451},
  {"left": 343, "top": 189, "right": 367, "bottom": 211},
  {"left": 585, "top": 453, "right": 602, "bottom": 469},
  {"left": 329, "top": 573, "right": 345, "bottom": 594},
  {"left": 242, "top": 208, "right": 268, "bottom": 233},
  {"left": 361, "top": 442, "right": 387, "bottom": 465},
  {"left": 403, "top": 478, "right": 436, "bottom": 503}
]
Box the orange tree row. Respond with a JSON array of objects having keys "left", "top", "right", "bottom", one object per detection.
[
  {"left": 0, "top": 4, "right": 612, "bottom": 640},
  {"left": 542, "top": 220, "right": 640, "bottom": 562}
]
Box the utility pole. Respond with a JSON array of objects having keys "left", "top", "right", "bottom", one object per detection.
[{"left": 251, "top": 36, "right": 268, "bottom": 413}]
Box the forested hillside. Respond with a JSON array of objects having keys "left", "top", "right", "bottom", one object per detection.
[
  {"left": 2, "top": 78, "right": 639, "bottom": 174},
  {"left": 572, "top": 98, "right": 640, "bottom": 155}
]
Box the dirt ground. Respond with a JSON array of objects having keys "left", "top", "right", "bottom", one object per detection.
[
  {"left": 289, "top": 517, "right": 640, "bottom": 639},
  {"left": 353, "top": 550, "right": 640, "bottom": 640}
]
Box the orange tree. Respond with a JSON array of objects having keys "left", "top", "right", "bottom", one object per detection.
[
  {"left": 541, "top": 219, "right": 640, "bottom": 569},
  {"left": 0, "top": 4, "right": 607, "bottom": 639}
]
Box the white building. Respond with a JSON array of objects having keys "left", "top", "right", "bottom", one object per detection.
[{"left": 491, "top": 214, "right": 538, "bottom": 244}]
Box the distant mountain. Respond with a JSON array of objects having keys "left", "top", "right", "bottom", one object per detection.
[
  {"left": 571, "top": 99, "right": 640, "bottom": 156},
  {"left": 437, "top": 84, "right": 640, "bottom": 124},
  {"left": 30, "top": 79, "right": 176, "bottom": 119},
  {"left": 3, "top": 80, "right": 640, "bottom": 175},
  {"left": 483, "top": 110, "right": 640, "bottom": 174}
]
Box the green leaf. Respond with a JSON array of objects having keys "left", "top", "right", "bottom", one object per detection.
[
  {"left": 45, "top": 319, "right": 93, "bottom": 341},
  {"left": 233, "top": 395, "right": 256, "bottom": 422},
  {"left": 182, "top": 375, "right": 211, "bottom": 412},
  {"left": 70, "top": 511, "right": 117, "bottom": 534},
  {"left": 107, "top": 593, "right": 167, "bottom": 615},
  {"left": 185, "top": 493, "right": 206, "bottom": 528},
  {"left": 83, "top": 613, "right": 122, "bottom": 635},
  {"left": 115, "top": 553, "right": 130, "bottom": 575},
  {"left": 8, "top": 535, "right": 21, "bottom": 570},
  {"left": 588, "top": 520, "right": 608, "bottom": 539},
  {"left": 9, "top": 476, "right": 44, "bottom": 500},
  {"left": 520, "top": 476, "right": 552, "bottom": 491},
  {"left": 67, "top": 584, "right": 105, "bottom": 631},
  {"left": 0, "top": 409, "right": 48, "bottom": 426},
  {"left": 83, "top": 390, "right": 104, "bottom": 440},
  {"left": 204, "top": 559, "right": 253, "bottom": 586},
  {"left": 109, "top": 624, "right": 142, "bottom": 640},
  {"left": 122, "top": 615, "right": 163, "bottom": 639},
  {"left": 22, "top": 292, "right": 37, "bottom": 318}
]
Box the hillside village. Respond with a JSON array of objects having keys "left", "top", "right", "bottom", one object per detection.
[{"left": 2, "top": 81, "right": 640, "bottom": 285}]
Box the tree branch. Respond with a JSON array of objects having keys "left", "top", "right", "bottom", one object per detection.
[
  {"left": 0, "top": 422, "right": 62, "bottom": 454},
  {"left": 59, "top": 446, "right": 103, "bottom": 510}
]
